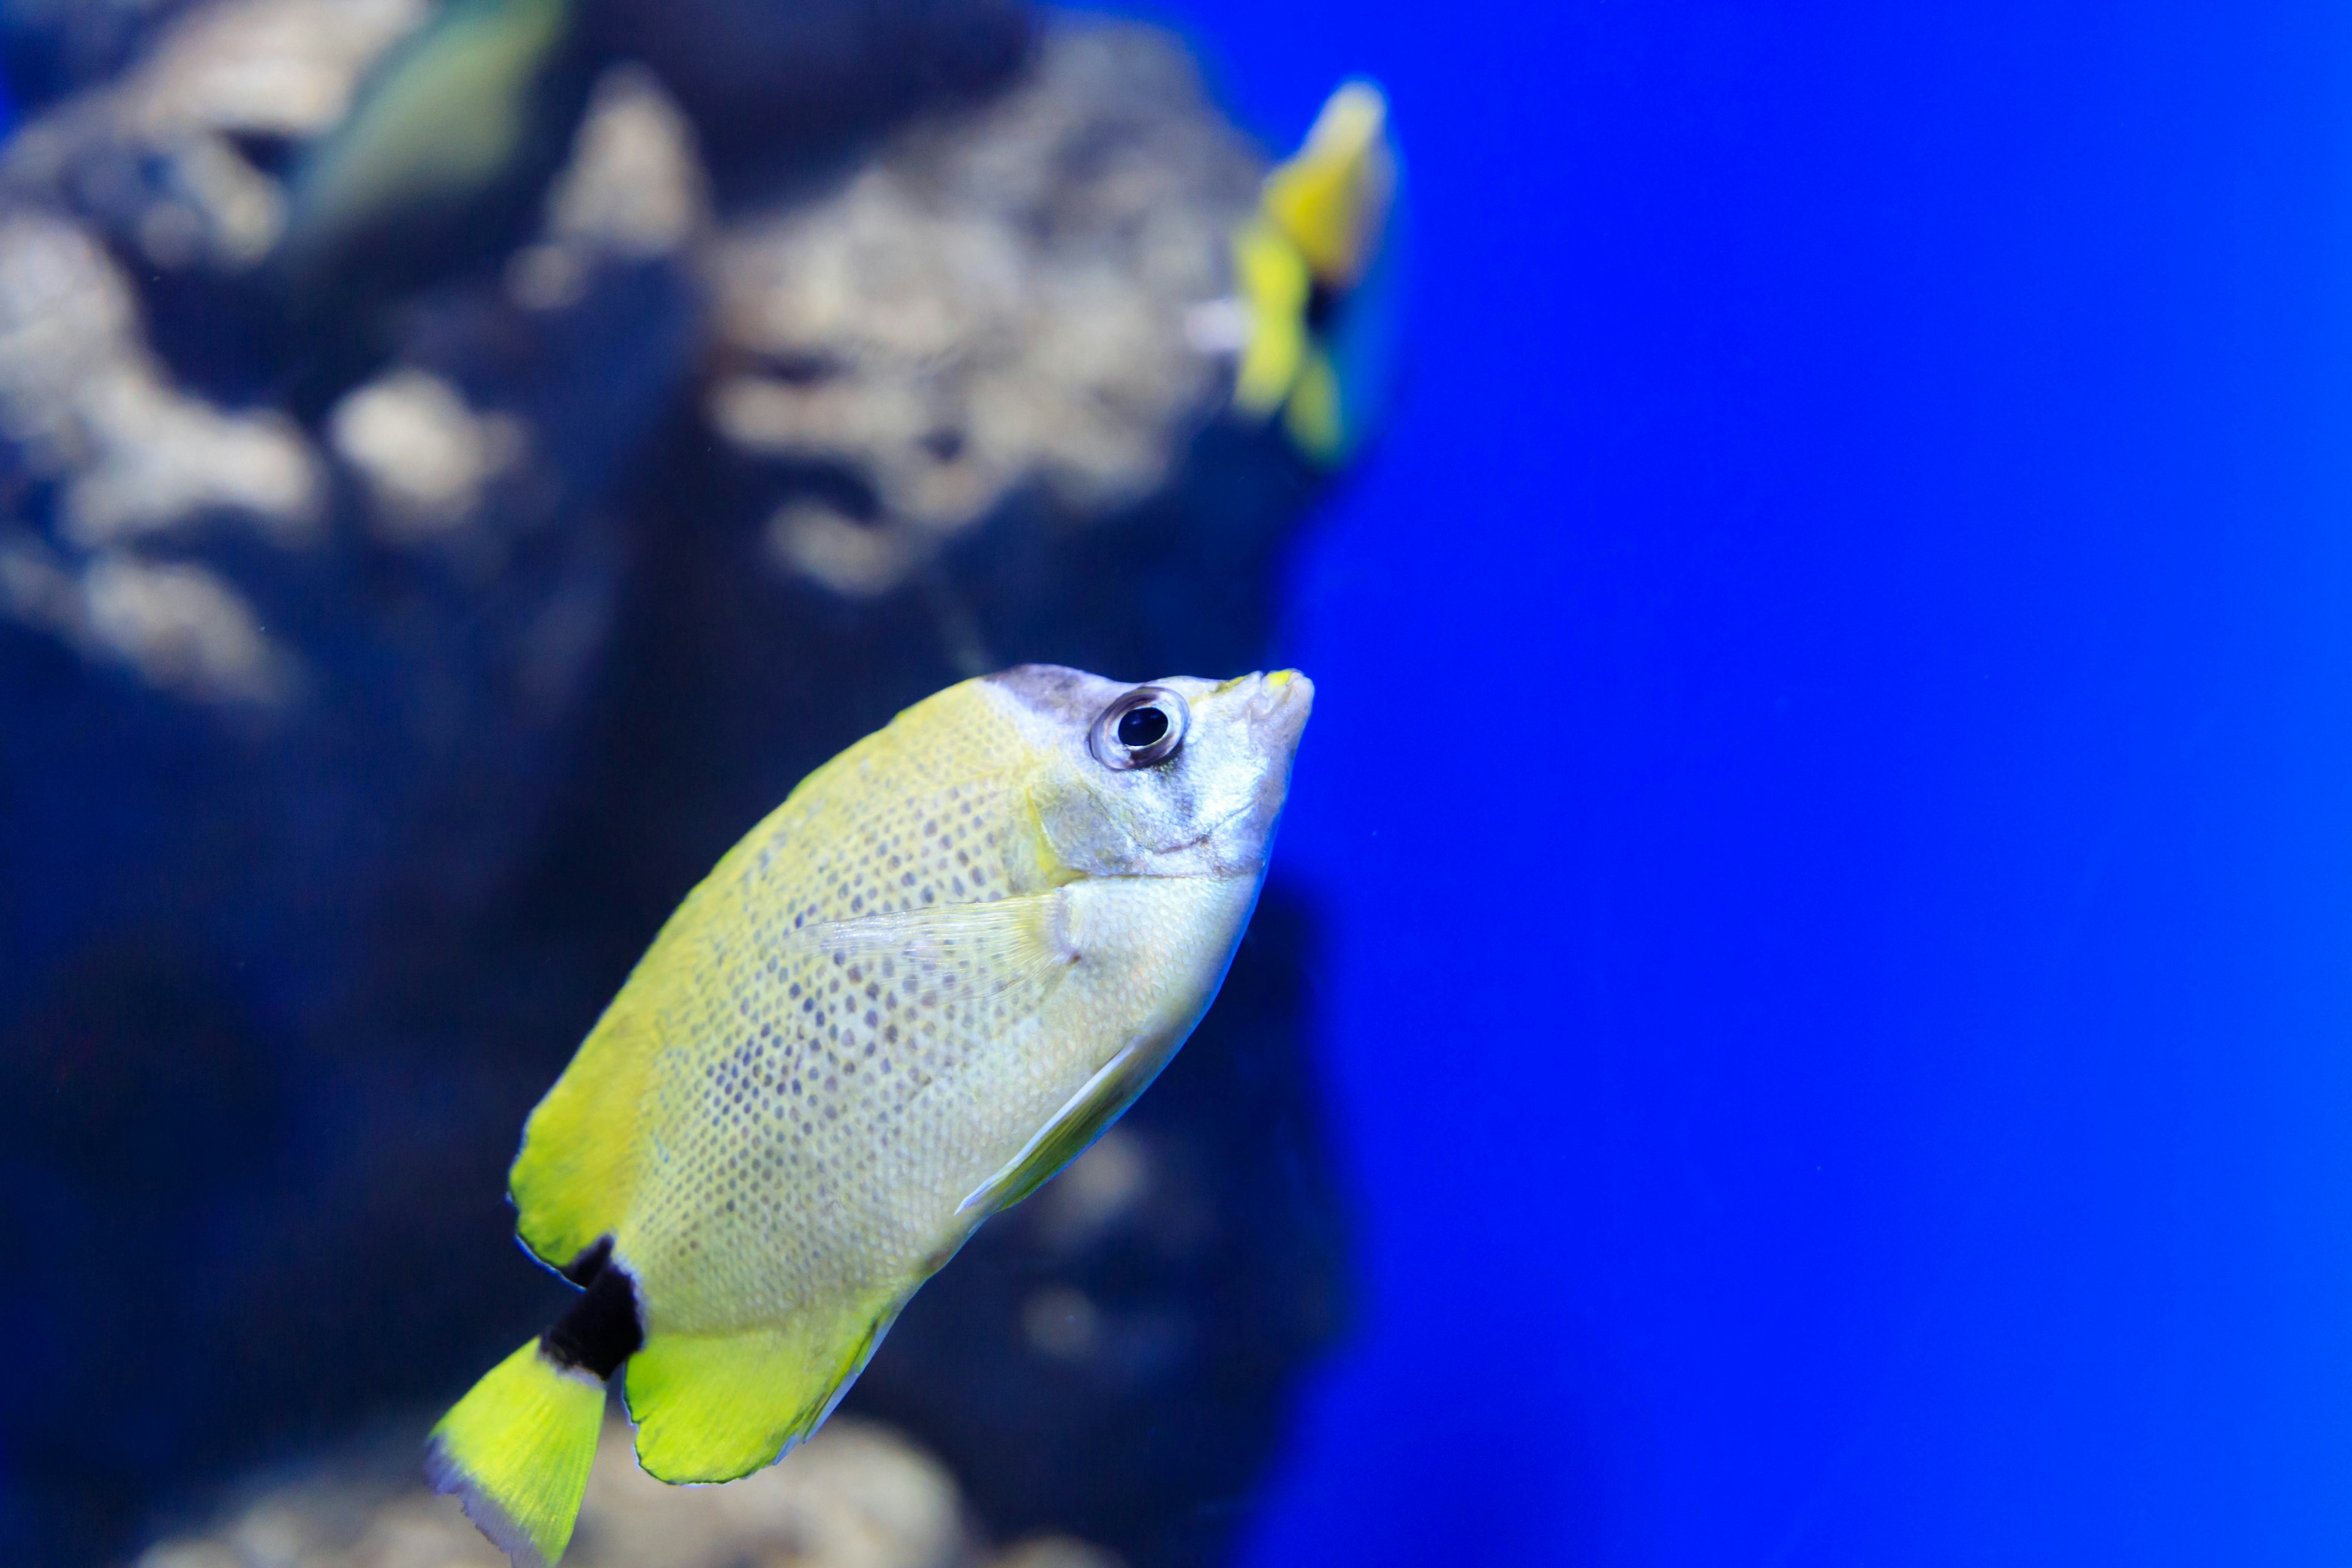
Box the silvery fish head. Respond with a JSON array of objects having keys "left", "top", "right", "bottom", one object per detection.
[{"left": 984, "top": 665, "right": 1314, "bottom": 880}]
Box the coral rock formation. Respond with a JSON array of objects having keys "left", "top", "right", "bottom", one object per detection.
[
  {"left": 706, "top": 21, "right": 1259, "bottom": 596},
  {"left": 137, "top": 1418, "right": 1114, "bottom": 1568},
  {"left": 0, "top": 5, "right": 1341, "bottom": 1566}
]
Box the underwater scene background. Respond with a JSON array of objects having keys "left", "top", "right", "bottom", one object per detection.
[{"left": 4, "top": 0, "right": 2352, "bottom": 1565}]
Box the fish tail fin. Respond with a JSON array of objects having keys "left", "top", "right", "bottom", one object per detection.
[{"left": 427, "top": 1339, "right": 606, "bottom": 1567}]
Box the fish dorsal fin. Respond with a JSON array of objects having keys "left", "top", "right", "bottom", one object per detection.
[
  {"left": 958, "top": 1035, "right": 1157, "bottom": 1218},
  {"left": 510, "top": 984, "right": 663, "bottom": 1274},
  {"left": 1264, "top": 80, "right": 1395, "bottom": 286}
]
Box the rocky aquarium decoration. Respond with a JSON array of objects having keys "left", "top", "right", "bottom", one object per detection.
[{"left": 0, "top": 1, "right": 1351, "bottom": 1564}]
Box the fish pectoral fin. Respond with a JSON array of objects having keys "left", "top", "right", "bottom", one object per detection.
[
  {"left": 624, "top": 1294, "right": 900, "bottom": 1485},
  {"left": 800, "top": 888, "right": 1078, "bottom": 1009},
  {"left": 959, "top": 1037, "right": 1155, "bottom": 1218}
]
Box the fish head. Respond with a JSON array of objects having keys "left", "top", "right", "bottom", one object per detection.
[{"left": 984, "top": 665, "right": 1313, "bottom": 881}]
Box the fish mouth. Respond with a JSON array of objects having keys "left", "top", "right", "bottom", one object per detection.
[
  {"left": 1057, "top": 668, "right": 1315, "bottom": 881},
  {"left": 1250, "top": 668, "right": 1314, "bottom": 747},
  {"left": 1159, "top": 669, "right": 1312, "bottom": 873}
]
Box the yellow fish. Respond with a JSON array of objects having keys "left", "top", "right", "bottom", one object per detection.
[
  {"left": 428, "top": 665, "right": 1313, "bottom": 1566},
  {"left": 1232, "top": 80, "right": 1402, "bottom": 466},
  {"left": 281, "top": 0, "right": 580, "bottom": 285}
]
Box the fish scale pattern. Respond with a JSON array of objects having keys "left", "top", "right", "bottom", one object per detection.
[{"left": 590, "top": 684, "right": 1085, "bottom": 1334}]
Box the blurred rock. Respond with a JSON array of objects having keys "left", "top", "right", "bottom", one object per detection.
[
  {"left": 0, "top": 538, "right": 303, "bottom": 702},
  {"left": 1, "top": 0, "right": 188, "bottom": 109},
  {"left": 0, "top": 7, "right": 1342, "bottom": 1567},
  {"left": 576, "top": 0, "right": 1030, "bottom": 185},
  {"left": 1, "top": 0, "right": 431, "bottom": 276},
  {"left": 707, "top": 20, "right": 1259, "bottom": 597},
  {"left": 568, "top": 1420, "right": 971, "bottom": 1568},
  {"left": 502, "top": 60, "right": 707, "bottom": 312},
  {"left": 0, "top": 208, "right": 320, "bottom": 539},
  {"left": 988, "top": 1539, "right": 1125, "bottom": 1568},
  {"left": 0, "top": 205, "right": 319, "bottom": 694},
  {"left": 0, "top": 62, "right": 671, "bottom": 1556},
  {"left": 1, "top": 0, "right": 1029, "bottom": 311},
  {"left": 134, "top": 1417, "right": 1102, "bottom": 1568},
  {"left": 329, "top": 368, "right": 527, "bottom": 543}
]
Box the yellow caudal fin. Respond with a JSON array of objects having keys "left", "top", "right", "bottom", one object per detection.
[
  {"left": 624, "top": 1297, "right": 900, "bottom": 1484},
  {"left": 1262, "top": 80, "right": 1396, "bottom": 287},
  {"left": 428, "top": 1340, "right": 606, "bottom": 1567}
]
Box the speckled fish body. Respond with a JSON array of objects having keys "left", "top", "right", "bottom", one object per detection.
[{"left": 428, "top": 664, "right": 1311, "bottom": 1566}]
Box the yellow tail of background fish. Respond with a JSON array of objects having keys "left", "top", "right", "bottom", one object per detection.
[{"left": 1233, "top": 79, "right": 1400, "bottom": 464}]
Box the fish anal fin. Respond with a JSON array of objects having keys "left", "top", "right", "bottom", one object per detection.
[
  {"left": 624, "top": 1295, "right": 899, "bottom": 1484},
  {"left": 959, "top": 1036, "right": 1156, "bottom": 1218},
  {"left": 1284, "top": 349, "right": 1346, "bottom": 466}
]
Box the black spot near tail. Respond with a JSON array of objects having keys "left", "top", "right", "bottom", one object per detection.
[
  {"left": 1305, "top": 278, "right": 1341, "bottom": 332},
  {"left": 559, "top": 1236, "right": 615, "bottom": 1287},
  {"left": 541, "top": 1241, "right": 643, "bottom": 1380}
]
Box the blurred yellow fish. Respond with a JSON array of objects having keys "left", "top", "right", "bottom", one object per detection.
[
  {"left": 1231, "top": 79, "right": 1402, "bottom": 465},
  {"left": 428, "top": 665, "right": 1313, "bottom": 1566},
  {"left": 281, "top": 0, "right": 583, "bottom": 285}
]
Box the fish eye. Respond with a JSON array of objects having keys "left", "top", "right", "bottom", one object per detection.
[{"left": 1089, "top": 686, "right": 1188, "bottom": 770}]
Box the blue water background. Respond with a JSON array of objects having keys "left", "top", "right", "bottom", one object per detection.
[{"left": 1142, "top": 1, "right": 2352, "bottom": 1562}]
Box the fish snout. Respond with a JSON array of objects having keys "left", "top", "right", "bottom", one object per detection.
[{"left": 1248, "top": 668, "right": 1314, "bottom": 754}]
